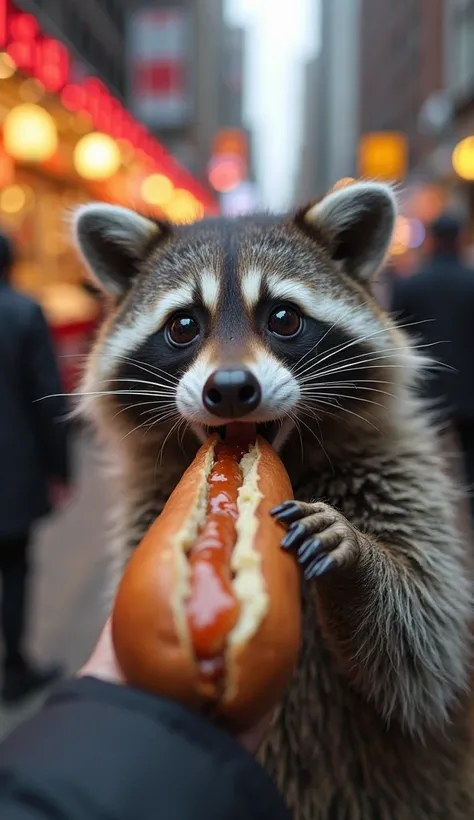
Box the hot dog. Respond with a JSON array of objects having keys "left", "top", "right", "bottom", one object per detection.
[{"left": 111, "top": 434, "right": 301, "bottom": 732}]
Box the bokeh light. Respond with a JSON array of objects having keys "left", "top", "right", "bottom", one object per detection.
[
  {"left": 4, "top": 104, "right": 58, "bottom": 162},
  {"left": 73, "top": 132, "right": 121, "bottom": 181},
  {"left": 141, "top": 174, "right": 174, "bottom": 207}
]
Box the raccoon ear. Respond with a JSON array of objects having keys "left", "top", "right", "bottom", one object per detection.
[
  {"left": 73, "top": 203, "right": 170, "bottom": 297},
  {"left": 296, "top": 182, "right": 397, "bottom": 282}
]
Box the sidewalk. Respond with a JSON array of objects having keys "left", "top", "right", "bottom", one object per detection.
[{"left": 0, "top": 432, "right": 112, "bottom": 740}]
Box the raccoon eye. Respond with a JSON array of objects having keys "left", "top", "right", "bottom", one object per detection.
[
  {"left": 268, "top": 306, "right": 302, "bottom": 338},
  {"left": 166, "top": 315, "right": 200, "bottom": 347}
]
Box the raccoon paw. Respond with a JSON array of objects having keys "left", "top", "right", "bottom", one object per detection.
[{"left": 270, "top": 501, "right": 360, "bottom": 579}]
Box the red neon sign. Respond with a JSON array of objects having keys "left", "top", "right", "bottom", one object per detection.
[
  {"left": 0, "top": 0, "right": 215, "bottom": 209},
  {"left": 0, "top": 0, "right": 7, "bottom": 48},
  {"left": 36, "top": 38, "right": 69, "bottom": 92},
  {"left": 9, "top": 12, "right": 38, "bottom": 41}
]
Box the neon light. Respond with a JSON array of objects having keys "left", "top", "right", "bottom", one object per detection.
[
  {"left": 35, "top": 38, "right": 69, "bottom": 92},
  {"left": 9, "top": 13, "right": 38, "bottom": 41},
  {"left": 0, "top": 0, "right": 213, "bottom": 210},
  {"left": 7, "top": 39, "right": 34, "bottom": 71},
  {"left": 61, "top": 84, "right": 86, "bottom": 111},
  {"left": 0, "top": 0, "right": 7, "bottom": 48}
]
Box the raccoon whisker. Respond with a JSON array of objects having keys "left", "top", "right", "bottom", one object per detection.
[
  {"left": 290, "top": 411, "right": 315, "bottom": 459},
  {"left": 292, "top": 323, "right": 398, "bottom": 378},
  {"left": 112, "top": 354, "right": 179, "bottom": 385},
  {"left": 304, "top": 349, "right": 431, "bottom": 382},
  {"left": 119, "top": 409, "right": 180, "bottom": 444},
  {"left": 299, "top": 342, "right": 452, "bottom": 384},
  {"left": 293, "top": 295, "right": 425, "bottom": 375},
  {"left": 156, "top": 417, "right": 185, "bottom": 467},
  {"left": 293, "top": 297, "right": 377, "bottom": 373},
  {"left": 296, "top": 401, "right": 340, "bottom": 426},
  {"left": 296, "top": 348, "right": 406, "bottom": 383},
  {"left": 300, "top": 379, "right": 396, "bottom": 394},
  {"left": 293, "top": 323, "right": 440, "bottom": 381},
  {"left": 142, "top": 417, "right": 180, "bottom": 438},
  {"left": 304, "top": 364, "right": 411, "bottom": 385},
  {"left": 105, "top": 390, "right": 176, "bottom": 404},
  {"left": 300, "top": 379, "right": 385, "bottom": 391},
  {"left": 140, "top": 403, "right": 178, "bottom": 417},
  {"left": 294, "top": 407, "right": 335, "bottom": 471},
  {"left": 177, "top": 419, "right": 190, "bottom": 451},
  {"left": 296, "top": 346, "right": 398, "bottom": 383},
  {"left": 143, "top": 413, "right": 181, "bottom": 439},
  {"left": 300, "top": 389, "right": 386, "bottom": 409},
  {"left": 106, "top": 378, "right": 177, "bottom": 391},
  {"left": 300, "top": 384, "right": 398, "bottom": 400},
  {"left": 309, "top": 362, "right": 426, "bottom": 385},
  {"left": 112, "top": 400, "right": 176, "bottom": 421},
  {"left": 308, "top": 345, "right": 412, "bottom": 373},
  {"left": 330, "top": 395, "right": 386, "bottom": 410},
  {"left": 37, "top": 389, "right": 176, "bottom": 403},
  {"left": 286, "top": 410, "right": 304, "bottom": 463},
  {"left": 299, "top": 397, "right": 381, "bottom": 432}
]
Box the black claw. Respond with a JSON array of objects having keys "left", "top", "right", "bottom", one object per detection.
[
  {"left": 271, "top": 501, "right": 300, "bottom": 518},
  {"left": 297, "top": 537, "right": 321, "bottom": 564},
  {"left": 272, "top": 508, "right": 302, "bottom": 523},
  {"left": 305, "top": 554, "right": 336, "bottom": 580},
  {"left": 281, "top": 522, "right": 306, "bottom": 549}
]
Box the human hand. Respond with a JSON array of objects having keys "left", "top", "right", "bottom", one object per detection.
[{"left": 78, "top": 620, "right": 273, "bottom": 755}]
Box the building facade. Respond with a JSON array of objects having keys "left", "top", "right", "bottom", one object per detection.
[
  {"left": 313, "top": 0, "right": 360, "bottom": 196},
  {"left": 17, "top": 0, "right": 126, "bottom": 96},
  {"left": 359, "top": 0, "right": 445, "bottom": 172},
  {"left": 124, "top": 0, "right": 240, "bottom": 182},
  {"left": 294, "top": 53, "right": 320, "bottom": 204}
]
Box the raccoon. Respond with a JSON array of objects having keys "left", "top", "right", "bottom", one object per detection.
[{"left": 73, "top": 182, "right": 474, "bottom": 819}]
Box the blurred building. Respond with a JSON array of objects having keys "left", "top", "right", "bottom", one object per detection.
[
  {"left": 296, "top": 0, "right": 360, "bottom": 199},
  {"left": 442, "top": 0, "right": 474, "bottom": 218},
  {"left": 219, "top": 24, "right": 244, "bottom": 130},
  {"left": 295, "top": 54, "right": 320, "bottom": 204},
  {"left": 17, "top": 0, "right": 126, "bottom": 97},
  {"left": 125, "top": 0, "right": 251, "bottom": 185},
  {"left": 359, "top": 0, "right": 445, "bottom": 172}
]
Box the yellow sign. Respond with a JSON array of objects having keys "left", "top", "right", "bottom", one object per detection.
[{"left": 358, "top": 132, "right": 408, "bottom": 182}]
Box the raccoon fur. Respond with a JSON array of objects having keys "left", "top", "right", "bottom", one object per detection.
[{"left": 73, "top": 182, "right": 474, "bottom": 819}]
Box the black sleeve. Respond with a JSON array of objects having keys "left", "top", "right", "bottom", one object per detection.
[
  {"left": 24, "top": 303, "right": 71, "bottom": 483},
  {"left": 0, "top": 677, "right": 290, "bottom": 820}
]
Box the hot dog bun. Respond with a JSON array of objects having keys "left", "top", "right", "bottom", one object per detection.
[{"left": 111, "top": 435, "right": 301, "bottom": 732}]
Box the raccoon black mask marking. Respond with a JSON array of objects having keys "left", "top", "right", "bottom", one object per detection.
[{"left": 73, "top": 184, "right": 474, "bottom": 820}]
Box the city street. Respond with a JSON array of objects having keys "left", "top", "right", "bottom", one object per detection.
[{"left": 0, "top": 431, "right": 112, "bottom": 742}]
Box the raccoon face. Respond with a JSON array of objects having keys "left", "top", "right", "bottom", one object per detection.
[{"left": 74, "top": 182, "right": 411, "bottom": 452}]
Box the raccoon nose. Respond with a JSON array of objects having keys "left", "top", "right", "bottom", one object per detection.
[{"left": 203, "top": 369, "right": 261, "bottom": 418}]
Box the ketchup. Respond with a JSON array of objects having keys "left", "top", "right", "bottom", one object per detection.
[{"left": 186, "top": 443, "right": 246, "bottom": 666}]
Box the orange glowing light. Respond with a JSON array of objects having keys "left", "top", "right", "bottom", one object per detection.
[{"left": 358, "top": 132, "right": 408, "bottom": 181}]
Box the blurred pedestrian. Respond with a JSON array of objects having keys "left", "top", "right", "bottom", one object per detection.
[
  {"left": 389, "top": 213, "right": 474, "bottom": 522},
  {"left": 0, "top": 234, "right": 71, "bottom": 704}
]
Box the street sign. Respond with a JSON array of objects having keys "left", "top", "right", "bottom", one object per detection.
[{"left": 127, "top": 7, "right": 191, "bottom": 130}]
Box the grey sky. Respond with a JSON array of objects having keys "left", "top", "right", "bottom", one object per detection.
[{"left": 226, "top": 0, "right": 320, "bottom": 211}]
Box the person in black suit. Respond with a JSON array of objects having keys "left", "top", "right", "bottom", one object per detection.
[
  {"left": 389, "top": 213, "right": 474, "bottom": 521},
  {"left": 0, "top": 234, "right": 71, "bottom": 703}
]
